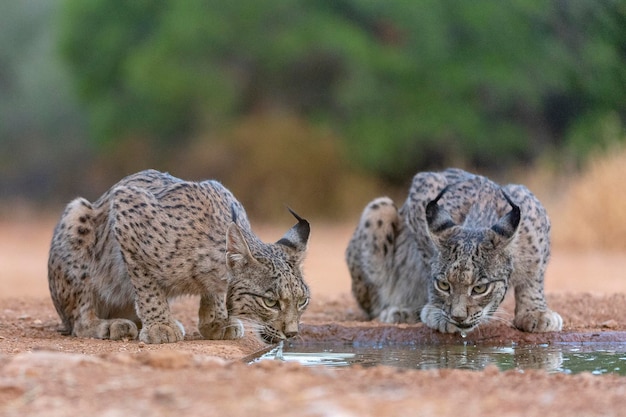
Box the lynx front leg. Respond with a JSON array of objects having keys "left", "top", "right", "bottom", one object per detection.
[
  {"left": 120, "top": 255, "right": 184, "bottom": 344},
  {"left": 112, "top": 242, "right": 183, "bottom": 344},
  {"left": 506, "top": 184, "right": 561, "bottom": 332},
  {"left": 129, "top": 271, "right": 184, "bottom": 344},
  {"left": 198, "top": 293, "right": 244, "bottom": 340},
  {"left": 513, "top": 281, "right": 563, "bottom": 332},
  {"left": 110, "top": 186, "right": 184, "bottom": 344}
]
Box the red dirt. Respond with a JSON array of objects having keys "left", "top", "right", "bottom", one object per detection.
[{"left": 1, "top": 219, "right": 626, "bottom": 416}]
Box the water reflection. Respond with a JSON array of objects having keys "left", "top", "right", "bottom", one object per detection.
[{"left": 250, "top": 341, "right": 626, "bottom": 375}]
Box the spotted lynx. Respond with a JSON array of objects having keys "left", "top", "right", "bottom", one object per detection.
[
  {"left": 346, "top": 168, "right": 562, "bottom": 334},
  {"left": 48, "top": 170, "right": 310, "bottom": 344}
]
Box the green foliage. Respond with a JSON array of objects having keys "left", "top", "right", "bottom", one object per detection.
[
  {"left": 566, "top": 112, "right": 625, "bottom": 162},
  {"left": 58, "top": 0, "right": 626, "bottom": 180}
]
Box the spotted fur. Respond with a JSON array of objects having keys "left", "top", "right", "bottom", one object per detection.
[
  {"left": 48, "top": 170, "right": 310, "bottom": 344},
  {"left": 346, "top": 168, "right": 562, "bottom": 334}
]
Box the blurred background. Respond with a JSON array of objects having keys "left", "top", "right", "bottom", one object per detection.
[{"left": 1, "top": 0, "right": 625, "bottom": 254}]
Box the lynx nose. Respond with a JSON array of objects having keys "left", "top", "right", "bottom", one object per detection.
[
  {"left": 450, "top": 298, "right": 468, "bottom": 324},
  {"left": 283, "top": 321, "right": 299, "bottom": 339},
  {"left": 284, "top": 330, "right": 298, "bottom": 339},
  {"left": 450, "top": 313, "right": 467, "bottom": 322}
]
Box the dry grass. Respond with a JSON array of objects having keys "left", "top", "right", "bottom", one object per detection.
[
  {"left": 551, "top": 144, "right": 626, "bottom": 251},
  {"left": 175, "top": 113, "right": 384, "bottom": 221}
]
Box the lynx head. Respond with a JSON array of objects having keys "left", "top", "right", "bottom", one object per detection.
[
  {"left": 420, "top": 187, "right": 520, "bottom": 334},
  {"left": 226, "top": 208, "right": 310, "bottom": 343}
]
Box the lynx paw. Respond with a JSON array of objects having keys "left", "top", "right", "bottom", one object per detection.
[
  {"left": 379, "top": 307, "right": 419, "bottom": 324},
  {"left": 199, "top": 318, "right": 244, "bottom": 340},
  {"left": 139, "top": 321, "right": 185, "bottom": 344},
  {"left": 514, "top": 309, "right": 563, "bottom": 333},
  {"left": 107, "top": 319, "right": 139, "bottom": 340},
  {"left": 223, "top": 318, "right": 244, "bottom": 339},
  {"left": 420, "top": 304, "right": 458, "bottom": 333},
  {"left": 77, "top": 318, "right": 138, "bottom": 340}
]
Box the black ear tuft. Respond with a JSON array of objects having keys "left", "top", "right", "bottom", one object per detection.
[
  {"left": 287, "top": 206, "right": 310, "bottom": 243},
  {"left": 230, "top": 203, "right": 238, "bottom": 225},
  {"left": 276, "top": 207, "right": 310, "bottom": 263},
  {"left": 490, "top": 190, "right": 521, "bottom": 240},
  {"left": 425, "top": 186, "right": 456, "bottom": 235}
]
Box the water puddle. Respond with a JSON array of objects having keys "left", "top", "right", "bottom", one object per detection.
[{"left": 248, "top": 341, "right": 626, "bottom": 375}]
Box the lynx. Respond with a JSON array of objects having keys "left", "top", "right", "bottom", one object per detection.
[
  {"left": 48, "top": 170, "right": 310, "bottom": 344},
  {"left": 346, "top": 168, "right": 562, "bottom": 334}
]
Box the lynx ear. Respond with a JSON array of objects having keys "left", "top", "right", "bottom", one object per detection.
[
  {"left": 489, "top": 190, "right": 521, "bottom": 244},
  {"left": 425, "top": 186, "right": 457, "bottom": 244},
  {"left": 226, "top": 223, "right": 256, "bottom": 269},
  {"left": 276, "top": 207, "right": 310, "bottom": 264}
]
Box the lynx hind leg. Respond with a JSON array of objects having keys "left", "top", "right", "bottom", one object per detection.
[
  {"left": 73, "top": 314, "right": 139, "bottom": 340},
  {"left": 352, "top": 197, "right": 399, "bottom": 282},
  {"left": 379, "top": 306, "right": 418, "bottom": 324},
  {"left": 49, "top": 198, "right": 93, "bottom": 333},
  {"left": 48, "top": 198, "right": 95, "bottom": 334},
  {"left": 48, "top": 198, "right": 139, "bottom": 340},
  {"left": 346, "top": 197, "right": 399, "bottom": 319}
]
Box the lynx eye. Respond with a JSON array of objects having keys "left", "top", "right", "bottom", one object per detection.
[
  {"left": 471, "top": 284, "right": 489, "bottom": 296},
  {"left": 262, "top": 298, "right": 279, "bottom": 309},
  {"left": 297, "top": 297, "right": 309, "bottom": 310},
  {"left": 435, "top": 280, "right": 450, "bottom": 293}
]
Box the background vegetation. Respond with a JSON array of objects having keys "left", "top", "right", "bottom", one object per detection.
[
  {"left": 1, "top": 1, "right": 625, "bottom": 227},
  {"left": 552, "top": 144, "right": 626, "bottom": 251}
]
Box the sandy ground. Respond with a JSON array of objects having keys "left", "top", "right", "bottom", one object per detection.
[{"left": 1, "top": 218, "right": 626, "bottom": 416}]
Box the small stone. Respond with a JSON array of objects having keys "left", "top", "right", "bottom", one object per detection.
[
  {"left": 600, "top": 319, "right": 619, "bottom": 329},
  {"left": 153, "top": 385, "right": 177, "bottom": 405}
]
